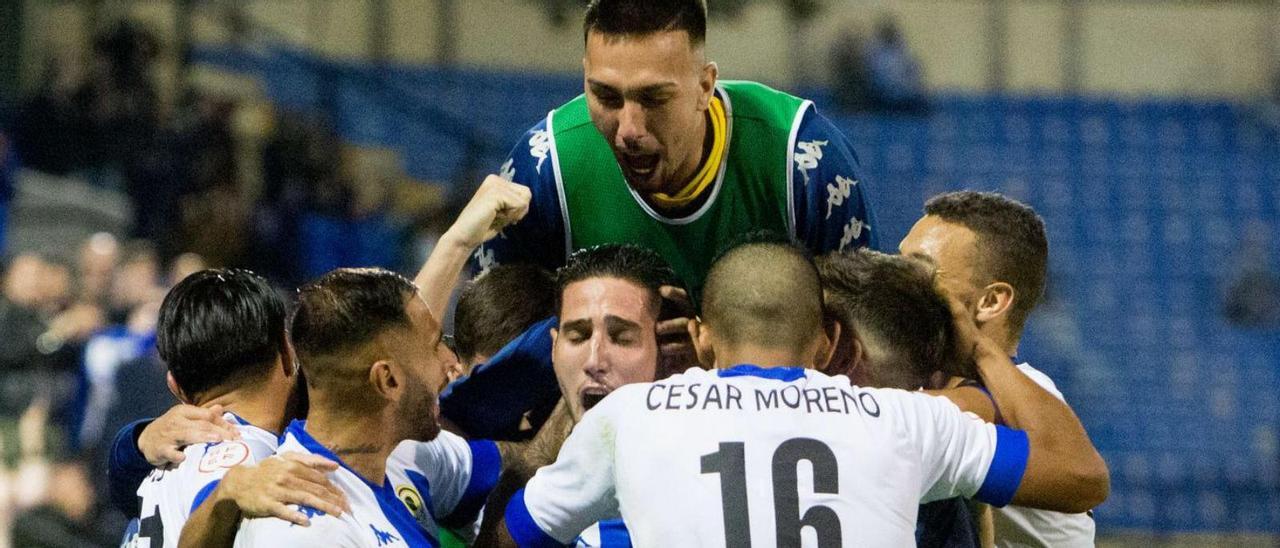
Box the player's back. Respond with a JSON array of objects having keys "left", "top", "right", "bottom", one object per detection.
[
  {"left": 612, "top": 365, "right": 1002, "bottom": 547},
  {"left": 125, "top": 413, "right": 279, "bottom": 548}
]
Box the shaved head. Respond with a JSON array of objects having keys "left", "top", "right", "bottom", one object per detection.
[{"left": 700, "top": 242, "right": 823, "bottom": 354}]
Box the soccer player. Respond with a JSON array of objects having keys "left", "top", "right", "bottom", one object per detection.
[
  {"left": 899, "top": 191, "right": 1097, "bottom": 547},
  {"left": 121, "top": 269, "right": 348, "bottom": 548},
  {"left": 233, "top": 268, "right": 500, "bottom": 547},
  {"left": 494, "top": 241, "right": 1108, "bottom": 547},
  {"left": 476, "top": 244, "right": 677, "bottom": 548},
  {"left": 480, "top": 0, "right": 877, "bottom": 295}
]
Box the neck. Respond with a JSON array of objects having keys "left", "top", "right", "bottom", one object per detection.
[
  {"left": 304, "top": 407, "right": 396, "bottom": 486},
  {"left": 714, "top": 344, "right": 812, "bottom": 371},
  {"left": 980, "top": 322, "right": 1019, "bottom": 358},
  {"left": 200, "top": 384, "right": 288, "bottom": 435}
]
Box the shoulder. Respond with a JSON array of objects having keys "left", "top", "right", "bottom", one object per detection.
[
  {"left": 1015, "top": 362, "right": 1066, "bottom": 401},
  {"left": 236, "top": 512, "right": 358, "bottom": 546}
]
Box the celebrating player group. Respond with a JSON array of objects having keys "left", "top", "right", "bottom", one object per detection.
[{"left": 113, "top": 1, "right": 1107, "bottom": 547}]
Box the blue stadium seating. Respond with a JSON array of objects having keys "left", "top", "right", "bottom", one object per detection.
[{"left": 190, "top": 46, "right": 1280, "bottom": 533}]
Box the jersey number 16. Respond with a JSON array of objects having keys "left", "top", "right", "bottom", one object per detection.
[{"left": 701, "top": 438, "right": 843, "bottom": 547}]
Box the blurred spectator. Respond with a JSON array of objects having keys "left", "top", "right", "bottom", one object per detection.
[
  {"left": 864, "top": 16, "right": 927, "bottom": 114},
  {"left": 0, "top": 129, "right": 16, "bottom": 255},
  {"left": 829, "top": 22, "right": 873, "bottom": 113},
  {"left": 166, "top": 252, "right": 206, "bottom": 287},
  {"left": 1222, "top": 221, "right": 1280, "bottom": 328}
]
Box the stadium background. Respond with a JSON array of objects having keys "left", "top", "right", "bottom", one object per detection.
[{"left": 0, "top": 0, "right": 1277, "bottom": 546}]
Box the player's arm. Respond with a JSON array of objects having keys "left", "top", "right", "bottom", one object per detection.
[
  {"left": 107, "top": 404, "right": 241, "bottom": 517},
  {"left": 792, "top": 107, "right": 879, "bottom": 254},
  {"left": 477, "top": 398, "right": 619, "bottom": 548},
  {"left": 925, "top": 384, "right": 998, "bottom": 423},
  {"left": 946, "top": 295, "right": 1109, "bottom": 513},
  {"left": 179, "top": 453, "right": 349, "bottom": 548},
  {"left": 414, "top": 174, "right": 531, "bottom": 321},
  {"left": 407, "top": 431, "right": 504, "bottom": 541},
  {"left": 475, "top": 399, "right": 574, "bottom": 545}
]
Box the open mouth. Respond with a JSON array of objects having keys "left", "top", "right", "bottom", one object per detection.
[
  {"left": 619, "top": 152, "right": 660, "bottom": 180},
  {"left": 581, "top": 387, "right": 610, "bottom": 411}
]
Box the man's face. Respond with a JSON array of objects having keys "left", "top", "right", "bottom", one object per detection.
[
  {"left": 899, "top": 215, "right": 982, "bottom": 306},
  {"left": 552, "top": 277, "right": 660, "bottom": 422},
  {"left": 584, "top": 30, "right": 714, "bottom": 194},
  {"left": 391, "top": 295, "right": 457, "bottom": 442}
]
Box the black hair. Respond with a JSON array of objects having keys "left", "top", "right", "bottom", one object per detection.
[
  {"left": 555, "top": 244, "right": 679, "bottom": 317},
  {"left": 289, "top": 268, "right": 418, "bottom": 373},
  {"left": 924, "top": 191, "right": 1048, "bottom": 336},
  {"left": 583, "top": 0, "right": 707, "bottom": 45},
  {"left": 454, "top": 264, "right": 556, "bottom": 363},
  {"left": 818, "top": 250, "right": 956, "bottom": 389},
  {"left": 157, "top": 269, "right": 287, "bottom": 397}
]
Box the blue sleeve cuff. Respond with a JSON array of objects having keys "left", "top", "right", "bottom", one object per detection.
[
  {"left": 439, "top": 440, "right": 502, "bottom": 529},
  {"left": 505, "top": 488, "right": 568, "bottom": 548},
  {"left": 975, "top": 426, "right": 1029, "bottom": 507},
  {"left": 107, "top": 418, "right": 157, "bottom": 518},
  {"left": 190, "top": 479, "right": 221, "bottom": 514}
]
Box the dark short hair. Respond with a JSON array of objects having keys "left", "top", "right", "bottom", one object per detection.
[
  {"left": 818, "top": 250, "right": 955, "bottom": 389},
  {"left": 454, "top": 264, "right": 555, "bottom": 363},
  {"left": 290, "top": 268, "right": 418, "bottom": 389},
  {"left": 701, "top": 241, "right": 823, "bottom": 353},
  {"left": 924, "top": 191, "right": 1048, "bottom": 335},
  {"left": 158, "top": 269, "right": 287, "bottom": 397},
  {"left": 583, "top": 0, "right": 707, "bottom": 46},
  {"left": 556, "top": 244, "right": 679, "bottom": 317}
]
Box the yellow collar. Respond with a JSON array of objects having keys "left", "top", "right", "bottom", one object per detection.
[{"left": 649, "top": 96, "right": 727, "bottom": 210}]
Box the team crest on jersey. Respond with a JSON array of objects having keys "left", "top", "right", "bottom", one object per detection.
[
  {"left": 198, "top": 440, "right": 250, "bottom": 473},
  {"left": 396, "top": 485, "right": 426, "bottom": 520}
]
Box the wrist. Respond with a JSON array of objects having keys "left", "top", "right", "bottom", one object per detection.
[{"left": 439, "top": 228, "right": 482, "bottom": 253}]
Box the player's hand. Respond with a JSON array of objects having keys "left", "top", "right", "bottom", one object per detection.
[
  {"left": 442, "top": 175, "right": 533, "bottom": 250},
  {"left": 657, "top": 285, "right": 698, "bottom": 375},
  {"left": 138, "top": 404, "right": 241, "bottom": 467},
  {"left": 940, "top": 291, "right": 1004, "bottom": 366},
  {"left": 218, "top": 452, "right": 349, "bottom": 526}
]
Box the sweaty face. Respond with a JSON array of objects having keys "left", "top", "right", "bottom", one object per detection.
[
  {"left": 552, "top": 277, "right": 660, "bottom": 422},
  {"left": 584, "top": 30, "right": 713, "bottom": 194},
  {"left": 394, "top": 296, "right": 457, "bottom": 442},
  {"left": 899, "top": 215, "right": 982, "bottom": 306}
]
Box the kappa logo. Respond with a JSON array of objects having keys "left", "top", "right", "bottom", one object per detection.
[
  {"left": 825, "top": 175, "right": 858, "bottom": 219},
  {"left": 794, "top": 140, "right": 829, "bottom": 185},
  {"left": 197, "top": 441, "right": 250, "bottom": 473},
  {"left": 838, "top": 216, "right": 869, "bottom": 251},
  {"left": 499, "top": 158, "right": 516, "bottom": 181},
  {"left": 396, "top": 485, "right": 426, "bottom": 520},
  {"left": 291, "top": 505, "right": 326, "bottom": 527},
  {"left": 370, "top": 524, "right": 400, "bottom": 546},
  {"left": 474, "top": 245, "right": 497, "bottom": 274},
  {"left": 529, "top": 130, "right": 552, "bottom": 174}
]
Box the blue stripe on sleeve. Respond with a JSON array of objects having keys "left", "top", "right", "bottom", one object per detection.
[
  {"left": 505, "top": 489, "right": 568, "bottom": 548},
  {"left": 598, "top": 520, "right": 633, "bottom": 548},
  {"left": 107, "top": 418, "right": 156, "bottom": 518},
  {"left": 975, "top": 426, "right": 1029, "bottom": 507},
  {"left": 439, "top": 439, "right": 502, "bottom": 529},
  {"left": 190, "top": 479, "right": 221, "bottom": 514}
]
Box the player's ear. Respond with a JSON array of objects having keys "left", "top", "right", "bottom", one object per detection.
[
  {"left": 549, "top": 326, "right": 559, "bottom": 348},
  {"left": 166, "top": 372, "right": 191, "bottom": 405},
  {"left": 688, "top": 318, "right": 715, "bottom": 369},
  {"left": 698, "top": 62, "right": 718, "bottom": 109},
  {"left": 369, "top": 360, "right": 398, "bottom": 400},
  {"left": 975, "top": 282, "right": 1015, "bottom": 325},
  {"left": 816, "top": 317, "right": 841, "bottom": 371},
  {"left": 279, "top": 336, "right": 299, "bottom": 379}
]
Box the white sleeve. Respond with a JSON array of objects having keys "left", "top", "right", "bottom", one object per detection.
[
  {"left": 897, "top": 391, "right": 1030, "bottom": 507},
  {"left": 406, "top": 432, "right": 502, "bottom": 532},
  {"left": 505, "top": 399, "right": 620, "bottom": 545},
  {"left": 181, "top": 439, "right": 269, "bottom": 517},
  {"left": 233, "top": 513, "right": 362, "bottom": 547}
]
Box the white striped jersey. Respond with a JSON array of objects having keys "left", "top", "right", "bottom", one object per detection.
[
  {"left": 123, "top": 413, "right": 279, "bottom": 548},
  {"left": 991, "top": 362, "right": 1096, "bottom": 548},
  {"left": 506, "top": 365, "right": 1030, "bottom": 548},
  {"left": 234, "top": 420, "right": 501, "bottom": 547}
]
